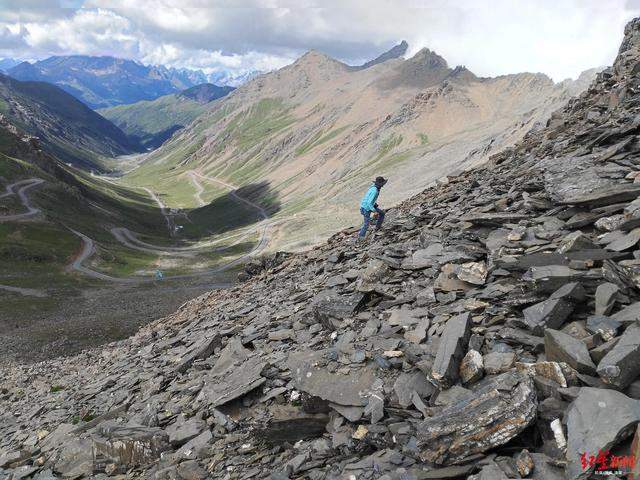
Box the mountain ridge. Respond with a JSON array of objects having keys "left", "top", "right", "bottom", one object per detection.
[
  {"left": 358, "top": 40, "right": 409, "bottom": 69},
  {"left": 138, "top": 40, "right": 599, "bottom": 251},
  {"left": 0, "top": 73, "right": 140, "bottom": 170},
  {"left": 7, "top": 55, "right": 209, "bottom": 109},
  {"left": 98, "top": 83, "right": 235, "bottom": 149}
]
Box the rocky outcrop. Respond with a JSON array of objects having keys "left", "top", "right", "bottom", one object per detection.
[
  {"left": 4, "top": 16, "right": 640, "bottom": 480},
  {"left": 357, "top": 40, "right": 409, "bottom": 69}
]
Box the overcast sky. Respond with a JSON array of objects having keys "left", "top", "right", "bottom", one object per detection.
[{"left": 0, "top": 0, "right": 638, "bottom": 81}]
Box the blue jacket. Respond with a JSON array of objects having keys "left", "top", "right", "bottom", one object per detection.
[{"left": 360, "top": 184, "right": 379, "bottom": 212}]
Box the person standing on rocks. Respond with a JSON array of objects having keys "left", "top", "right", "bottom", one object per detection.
[{"left": 358, "top": 176, "right": 387, "bottom": 241}]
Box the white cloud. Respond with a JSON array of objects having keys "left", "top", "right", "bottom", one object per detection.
[{"left": 0, "top": 0, "right": 638, "bottom": 81}]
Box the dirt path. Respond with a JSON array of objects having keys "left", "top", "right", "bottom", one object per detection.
[
  {"left": 67, "top": 169, "right": 272, "bottom": 283},
  {"left": 67, "top": 170, "right": 272, "bottom": 282},
  {"left": 68, "top": 228, "right": 266, "bottom": 283},
  {"left": 1, "top": 172, "right": 268, "bottom": 283},
  {"left": 67, "top": 228, "right": 140, "bottom": 283},
  {"left": 104, "top": 170, "right": 270, "bottom": 260},
  {"left": 110, "top": 227, "right": 252, "bottom": 256},
  {"left": 0, "top": 178, "right": 45, "bottom": 221},
  {"left": 187, "top": 171, "right": 206, "bottom": 207},
  {"left": 189, "top": 170, "right": 269, "bottom": 220},
  {"left": 0, "top": 284, "right": 48, "bottom": 298},
  {"left": 142, "top": 187, "right": 174, "bottom": 235}
]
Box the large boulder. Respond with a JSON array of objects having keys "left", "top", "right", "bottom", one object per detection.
[
  {"left": 417, "top": 372, "right": 537, "bottom": 465},
  {"left": 565, "top": 388, "right": 640, "bottom": 479}
]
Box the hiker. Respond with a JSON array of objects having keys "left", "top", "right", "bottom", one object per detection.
[{"left": 358, "top": 176, "right": 387, "bottom": 240}]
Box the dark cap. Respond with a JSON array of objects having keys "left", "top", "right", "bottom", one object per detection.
[{"left": 374, "top": 176, "right": 387, "bottom": 186}]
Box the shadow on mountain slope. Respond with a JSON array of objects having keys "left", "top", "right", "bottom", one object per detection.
[{"left": 179, "top": 180, "right": 280, "bottom": 239}]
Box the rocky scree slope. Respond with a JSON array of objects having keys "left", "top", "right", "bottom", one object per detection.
[{"left": 4, "top": 19, "right": 640, "bottom": 480}]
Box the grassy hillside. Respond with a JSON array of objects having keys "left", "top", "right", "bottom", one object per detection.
[
  {"left": 99, "top": 94, "right": 207, "bottom": 150},
  {"left": 98, "top": 84, "right": 234, "bottom": 150},
  {"left": 0, "top": 73, "right": 140, "bottom": 171}
]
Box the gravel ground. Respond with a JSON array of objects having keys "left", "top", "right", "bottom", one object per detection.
[{"left": 0, "top": 275, "right": 233, "bottom": 365}]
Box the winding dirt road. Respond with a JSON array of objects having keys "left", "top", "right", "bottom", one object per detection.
[
  {"left": 0, "top": 178, "right": 45, "bottom": 221},
  {"left": 189, "top": 170, "right": 269, "bottom": 220},
  {"left": 110, "top": 227, "right": 252, "bottom": 256},
  {"left": 142, "top": 187, "right": 174, "bottom": 235},
  {"left": 1, "top": 171, "right": 269, "bottom": 283},
  {"left": 187, "top": 171, "right": 206, "bottom": 207},
  {"left": 70, "top": 170, "right": 270, "bottom": 283},
  {"left": 0, "top": 284, "right": 48, "bottom": 298},
  {"left": 66, "top": 228, "right": 140, "bottom": 283}
]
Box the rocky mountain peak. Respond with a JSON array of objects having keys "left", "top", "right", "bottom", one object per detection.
[
  {"left": 296, "top": 49, "right": 345, "bottom": 67},
  {"left": 284, "top": 49, "right": 349, "bottom": 83},
  {"left": 448, "top": 65, "right": 478, "bottom": 83},
  {"left": 614, "top": 16, "right": 640, "bottom": 79},
  {"left": 7, "top": 55, "right": 208, "bottom": 108},
  {"left": 409, "top": 47, "right": 449, "bottom": 70},
  {"left": 358, "top": 40, "right": 409, "bottom": 69}
]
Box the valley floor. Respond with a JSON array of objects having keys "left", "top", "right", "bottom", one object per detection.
[
  {"left": 0, "top": 152, "right": 270, "bottom": 363},
  {"left": 0, "top": 274, "right": 236, "bottom": 364}
]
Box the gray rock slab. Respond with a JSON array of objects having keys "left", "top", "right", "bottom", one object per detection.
[
  {"left": 549, "top": 282, "right": 586, "bottom": 302},
  {"left": 597, "top": 322, "right": 640, "bottom": 388},
  {"left": 417, "top": 372, "right": 537, "bottom": 465},
  {"left": 586, "top": 315, "right": 621, "bottom": 341},
  {"left": 566, "top": 387, "right": 640, "bottom": 479},
  {"left": 433, "top": 385, "right": 474, "bottom": 406},
  {"left": 595, "top": 282, "right": 620, "bottom": 315},
  {"left": 166, "top": 417, "right": 207, "bottom": 447},
  {"left": 176, "top": 460, "right": 208, "bottom": 480},
  {"left": 53, "top": 437, "right": 94, "bottom": 478},
  {"left": 459, "top": 212, "right": 528, "bottom": 225},
  {"left": 561, "top": 184, "right": 640, "bottom": 208},
  {"left": 606, "top": 227, "right": 640, "bottom": 251},
  {"left": 406, "top": 244, "right": 443, "bottom": 269},
  {"left": 612, "top": 302, "right": 640, "bottom": 326},
  {"left": 529, "top": 453, "right": 567, "bottom": 480},
  {"left": 311, "top": 290, "right": 366, "bottom": 328},
  {"left": 174, "top": 334, "right": 221, "bottom": 374},
  {"left": 431, "top": 313, "right": 472, "bottom": 388},
  {"left": 483, "top": 352, "right": 516, "bottom": 375},
  {"left": 523, "top": 266, "right": 584, "bottom": 293},
  {"left": 558, "top": 231, "right": 599, "bottom": 253},
  {"left": 212, "top": 336, "right": 249, "bottom": 376},
  {"left": 329, "top": 403, "right": 364, "bottom": 422},
  {"left": 288, "top": 350, "right": 375, "bottom": 406},
  {"left": 197, "top": 355, "right": 266, "bottom": 407},
  {"left": 393, "top": 371, "right": 435, "bottom": 407},
  {"left": 522, "top": 297, "right": 574, "bottom": 335},
  {"left": 468, "top": 463, "right": 510, "bottom": 480},
  {"left": 590, "top": 337, "right": 620, "bottom": 364},
  {"left": 545, "top": 329, "right": 597, "bottom": 375},
  {"left": 404, "top": 317, "right": 430, "bottom": 344}
]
